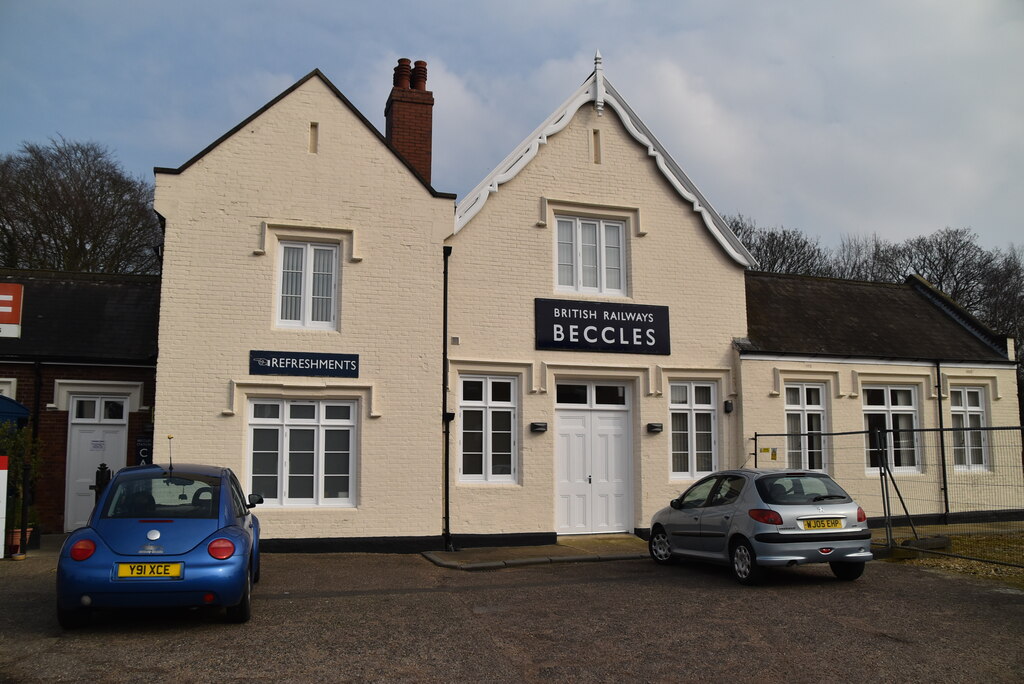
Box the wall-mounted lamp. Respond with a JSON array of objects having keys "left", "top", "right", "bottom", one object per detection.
[
  {"left": 646, "top": 423, "right": 664, "bottom": 434},
  {"left": 530, "top": 422, "right": 548, "bottom": 433},
  {"left": 723, "top": 400, "right": 734, "bottom": 414}
]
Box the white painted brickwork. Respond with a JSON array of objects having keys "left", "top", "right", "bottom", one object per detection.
[
  {"left": 446, "top": 105, "right": 750, "bottom": 534},
  {"left": 154, "top": 76, "right": 451, "bottom": 540}
]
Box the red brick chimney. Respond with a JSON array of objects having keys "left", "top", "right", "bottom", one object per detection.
[{"left": 385, "top": 58, "right": 434, "bottom": 184}]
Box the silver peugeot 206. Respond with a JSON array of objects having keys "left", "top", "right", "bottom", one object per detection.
[{"left": 648, "top": 469, "right": 873, "bottom": 584}]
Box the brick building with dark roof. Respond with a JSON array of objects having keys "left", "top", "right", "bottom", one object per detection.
[{"left": 0, "top": 269, "right": 159, "bottom": 534}]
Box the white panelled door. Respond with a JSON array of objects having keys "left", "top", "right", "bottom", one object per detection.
[
  {"left": 556, "top": 408, "right": 631, "bottom": 534},
  {"left": 65, "top": 396, "right": 128, "bottom": 531}
]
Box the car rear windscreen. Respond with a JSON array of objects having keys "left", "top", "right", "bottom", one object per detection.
[
  {"left": 101, "top": 471, "right": 221, "bottom": 519},
  {"left": 755, "top": 473, "right": 852, "bottom": 505}
]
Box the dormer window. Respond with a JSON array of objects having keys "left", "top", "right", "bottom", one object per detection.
[{"left": 556, "top": 216, "right": 626, "bottom": 296}]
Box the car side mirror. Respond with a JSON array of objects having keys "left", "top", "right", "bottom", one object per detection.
[
  {"left": 670, "top": 499, "right": 682, "bottom": 510},
  {"left": 247, "top": 493, "right": 264, "bottom": 508}
]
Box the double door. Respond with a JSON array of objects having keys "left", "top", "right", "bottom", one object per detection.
[{"left": 556, "top": 406, "right": 631, "bottom": 534}]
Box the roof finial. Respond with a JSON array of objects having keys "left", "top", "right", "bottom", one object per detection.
[{"left": 594, "top": 50, "right": 606, "bottom": 116}]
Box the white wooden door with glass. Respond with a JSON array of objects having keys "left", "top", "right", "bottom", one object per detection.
[{"left": 65, "top": 396, "right": 128, "bottom": 531}]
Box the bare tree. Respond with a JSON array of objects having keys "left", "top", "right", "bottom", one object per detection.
[
  {"left": 725, "top": 214, "right": 832, "bottom": 276},
  {"left": 0, "top": 137, "right": 161, "bottom": 274}
]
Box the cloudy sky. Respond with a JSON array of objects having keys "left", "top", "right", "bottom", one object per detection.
[{"left": 2, "top": 1, "right": 1021, "bottom": 248}]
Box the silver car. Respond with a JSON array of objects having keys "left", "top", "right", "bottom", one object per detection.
[{"left": 648, "top": 469, "right": 873, "bottom": 584}]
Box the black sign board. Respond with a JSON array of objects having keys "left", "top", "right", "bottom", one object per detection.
[
  {"left": 135, "top": 434, "right": 154, "bottom": 466},
  {"left": 535, "top": 298, "right": 670, "bottom": 355},
  {"left": 249, "top": 350, "right": 359, "bottom": 378}
]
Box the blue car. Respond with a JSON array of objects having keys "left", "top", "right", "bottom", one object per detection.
[{"left": 56, "top": 463, "right": 262, "bottom": 628}]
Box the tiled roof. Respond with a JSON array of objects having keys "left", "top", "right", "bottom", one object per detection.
[
  {"left": 741, "top": 271, "right": 1009, "bottom": 363},
  {"left": 0, "top": 269, "right": 159, "bottom": 364}
]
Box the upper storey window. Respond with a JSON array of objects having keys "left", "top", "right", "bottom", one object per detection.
[
  {"left": 556, "top": 216, "right": 626, "bottom": 296},
  {"left": 278, "top": 242, "right": 339, "bottom": 329}
]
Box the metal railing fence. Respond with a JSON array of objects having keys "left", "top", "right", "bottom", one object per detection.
[{"left": 751, "top": 425, "right": 1024, "bottom": 567}]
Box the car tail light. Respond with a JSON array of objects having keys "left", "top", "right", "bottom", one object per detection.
[
  {"left": 857, "top": 506, "right": 867, "bottom": 523},
  {"left": 748, "top": 509, "right": 783, "bottom": 525},
  {"left": 207, "top": 538, "right": 235, "bottom": 560},
  {"left": 69, "top": 539, "right": 96, "bottom": 561}
]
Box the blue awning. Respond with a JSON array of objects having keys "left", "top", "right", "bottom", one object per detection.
[{"left": 0, "top": 395, "right": 29, "bottom": 423}]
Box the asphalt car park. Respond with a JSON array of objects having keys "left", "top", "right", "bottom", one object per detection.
[{"left": 2, "top": 540, "right": 1023, "bottom": 682}]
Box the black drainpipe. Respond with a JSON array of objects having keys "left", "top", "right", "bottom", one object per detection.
[
  {"left": 935, "top": 360, "right": 950, "bottom": 522},
  {"left": 442, "top": 246, "right": 455, "bottom": 552}
]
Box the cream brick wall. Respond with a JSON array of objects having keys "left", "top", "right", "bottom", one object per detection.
[
  {"left": 446, "top": 105, "right": 750, "bottom": 535},
  {"left": 154, "top": 76, "right": 452, "bottom": 539},
  {"left": 738, "top": 357, "right": 1021, "bottom": 516}
]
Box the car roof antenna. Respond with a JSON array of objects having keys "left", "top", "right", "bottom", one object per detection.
[{"left": 167, "top": 434, "right": 174, "bottom": 473}]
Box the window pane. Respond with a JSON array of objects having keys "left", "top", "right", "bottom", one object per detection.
[
  {"left": 604, "top": 224, "right": 621, "bottom": 290},
  {"left": 324, "top": 476, "right": 349, "bottom": 499},
  {"left": 289, "top": 429, "right": 315, "bottom": 453},
  {"left": 290, "top": 403, "right": 316, "bottom": 420},
  {"left": 252, "top": 428, "right": 279, "bottom": 454},
  {"left": 252, "top": 476, "right": 278, "bottom": 500},
  {"left": 670, "top": 385, "right": 688, "bottom": 405},
  {"left": 491, "top": 453, "right": 512, "bottom": 475},
  {"left": 463, "top": 410, "right": 483, "bottom": 432},
  {"left": 864, "top": 388, "right": 886, "bottom": 406},
  {"left": 557, "top": 220, "right": 575, "bottom": 287},
  {"left": 289, "top": 476, "right": 314, "bottom": 499},
  {"left": 75, "top": 399, "right": 97, "bottom": 420},
  {"left": 890, "top": 389, "right": 913, "bottom": 406},
  {"left": 694, "top": 386, "right": 712, "bottom": 405},
  {"left": 252, "top": 450, "right": 278, "bottom": 475},
  {"left": 311, "top": 247, "right": 334, "bottom": 323},
  {"left": 950, "top": 390, "right": 964, "bottom": 407},
  {"left": 491, "top": 432, "right": 511, "bottom": 454},
  {"left": 324, "top": 450, "right": 350, "bottom": 475},
  {"left": 281, "top": 246, "right": 303, "bottom": 321},
  {"left": 253, "top": 403, "right": 280, "bottom": 420},
  {"left": 103, "top": 400, "right": 125, "bottom": 420},
  {"left": 967, "top": 391, "right": 981, "bottom": 408},
  {"left": 463, "top": 431, "right": 483, "bottom": 455},
  {"left": 289, "top": 451, "right": 315, "bottom": 475},
  {"left": 325, "top": 404, "right": 351, "bottom": 421},
  {"left": 805, "top": 387, "right": 821, "bottom": 406},
  {"left": 785, "top": 387, "right": 800, "bottom": 405},
  {"left": 463, "top": 380, "right": 484, "bottom": 402},
  {"left": 463, "top": 453, "right": 483, "bottom": 476},
  {"left": 491, "top": 380, "right": 512, "bottom": 403},
  {"left": 492, "top": 410, "right": 512, "bottom": 432},
  {"left": 581, "top": 222, "right": 598, "bottom": 288},
  {"left": 595, "top": 385, "right": 625, "bottom": 405},
  {"left": 556, "top": 384, "right": 588, "bottom": 404}
]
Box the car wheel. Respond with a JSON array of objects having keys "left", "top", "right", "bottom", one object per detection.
[
  {"left": 648, "top": 526, "right": 676, "bottom": 565},
  {"left": 57, "top": 606, "right": 91, "bottom": 630},
  {"left": 830, "top": 561, "right": 865, "bottom": 581},
  {"left": 730, "top": 539, "right": 765, "bottom": 585},
  {"left": 225, "top": 566, "right": 252, "bottom": 624}
]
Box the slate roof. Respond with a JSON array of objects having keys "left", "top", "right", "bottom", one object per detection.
[
  {"left": 740, "top": 271, "right": 1010, "bottom": 363},
  {"left": 0, "top": 269, "right": 159, "bottom": 364}
]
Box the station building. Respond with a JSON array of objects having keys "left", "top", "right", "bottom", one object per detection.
[{"left": 152, "top": 57, "right": 1019, "bottom": 548}]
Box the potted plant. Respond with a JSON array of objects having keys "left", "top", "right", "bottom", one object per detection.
[{"left": 2, "top": 422, "right": 42, "bottom": 558}]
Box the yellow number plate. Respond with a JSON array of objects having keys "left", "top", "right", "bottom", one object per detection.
[
  {"left": 803, "top": 518, "right": 843, "bottom": 530},
  {"left": 117, "top": 562, "right": 183, "bottom": 578}
]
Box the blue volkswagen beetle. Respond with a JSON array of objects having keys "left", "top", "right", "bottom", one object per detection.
[{"left": 56, "top": 464, "right": 262, "bottom": 628}]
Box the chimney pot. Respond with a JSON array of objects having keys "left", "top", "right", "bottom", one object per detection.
[
  {"left": 411, "top": 60, "right": 428, "bottom": 90},
  {"left": 393, "top": 58, "right": 412, "bottom": 89}
]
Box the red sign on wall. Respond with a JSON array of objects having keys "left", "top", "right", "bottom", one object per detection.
[{"left": 0, "top": 284, "right": 24, "bottom": 338}]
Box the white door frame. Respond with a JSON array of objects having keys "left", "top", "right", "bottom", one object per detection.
[{"left": 555, "top": 381, "right": 632, "bottom": 535}]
